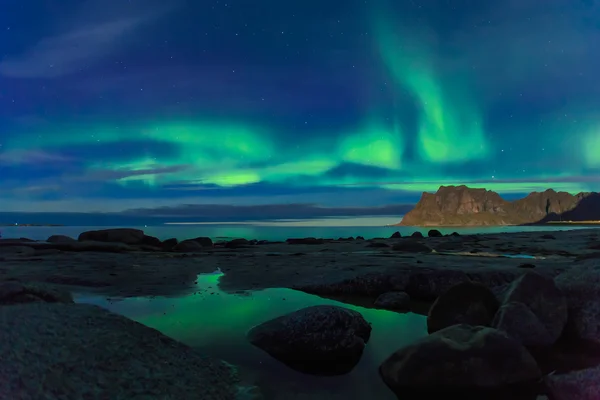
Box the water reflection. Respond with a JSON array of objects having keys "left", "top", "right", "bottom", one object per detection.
[{"left": 75, "top": 272, "right": 427, "bottom": 399}]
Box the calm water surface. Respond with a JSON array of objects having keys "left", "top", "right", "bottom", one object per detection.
[{"left": 76, "top": 272, "right": 427, "bottom": 399}]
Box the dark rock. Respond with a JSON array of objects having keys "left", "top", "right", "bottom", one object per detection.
[
  {"left": 337, "top": 237, "right": 354, "bottom": 241},
  {"left": 545, "top": 364, "right": 600, "bottom": 400},
  {"left": 226, "top": 238, "right": 251, "bottom": 248},
  {"left": 173, "top": 239, "right": 203, "bottom": 252},
  {"left": 405, "top": 269, "right": 470, "bottom": 300},
  {"left": 192, "top": 236, "right": 213, "bottom": 247},
  {"left": 286, "top": 237, "right": 325, "bottom": 245},
  {"left": 450, "top": 232, "right": 460, "bottom": 236},
  {"left": 555, "top": 267, "right": 600, "bottom": 343},
  {"left": 411, "top": 231, "right": 424, "bottom": 238},
  {"left": 0, "top": 303, "right": 240, "bottom": 399},
  {"left": 374, "top": 291, "right": 410, "bottom": 311},
  {"left": 379, "top": 324, "right": 541, "bottom": 397},
  {"left": 141, "top": 235, "right": 162, "bottom": 247},
  {"left": 390, "top": 231, "right": 402, "bottom": 238},
  {"left": 0, "top": 281, "right": 73, "bottom": 305},
  {"left": 427, "top": 281, "right": 499, "bottom": 333},
  {"left": 162, "top": 238, "right": 178, "bottom": 250},
  {"left": 540, "top": 234, "right": 556, "bottom": 240},
  {"left": 247, "top": 305, "right": 371, "bottom": 375},
  {"left": 0, "top": 245, "right": 35, "bottom": 255},
  {"left": 47, "top": 235, "right": 76, "bottom": 243},
  {"left": 366, "top": 242, "right": 390, "bottom": 248},
  {"left": 493, "top": 271, "right": 567, "bottom": 346},
  {"left": 78, "top": 228, "right": 145, "bottom": 245},
  {"left": 391, "top": 241, "right": 431, "bottom": 253},
  {"left": 428, "top": 229, "right": 442, "bottom": 237},
  {"left": 355, "top": 236, "right": 365, "bottom": 240}
]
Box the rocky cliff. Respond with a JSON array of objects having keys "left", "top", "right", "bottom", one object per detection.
[{"left": 398, "top": 185, "right": 600, "bottom": 226}]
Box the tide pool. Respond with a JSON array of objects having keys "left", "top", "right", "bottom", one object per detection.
[{"left": 75, "top": 272, "right": 427, "bottom": 399}]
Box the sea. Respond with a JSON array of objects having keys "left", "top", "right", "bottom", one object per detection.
[{"left": 1, "top": 214, "right": 597, "bottom": 242}]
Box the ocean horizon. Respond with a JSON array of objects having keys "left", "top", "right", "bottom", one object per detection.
[{"left": 1, "top": 214, "right": 598, "bottom": 242}]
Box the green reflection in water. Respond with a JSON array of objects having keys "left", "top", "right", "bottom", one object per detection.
[{"left": 76, "top": 272, "right": 427, "bottom": 399}]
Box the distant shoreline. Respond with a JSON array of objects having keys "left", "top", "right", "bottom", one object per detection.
[{"left": 0, "top": 224, "right": 65, "bottom": 227}]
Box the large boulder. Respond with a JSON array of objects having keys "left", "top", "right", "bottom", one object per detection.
[
  {"left": 554, "top": 266, "right": 600, "bottom": 343},
  {"left": 546, "top": 365, "right": 600, "bottom": 400},
  {"left": 247, "top": 305, "right": 372, "bottom": 375},
  {"left": 493, "top": 271, "right": 567, "bottom": 346},
  {"left": 78, "top": 228, "right": 145, "bottom": 245},
  {"left": 379, "top": 324, "right": 541, "bottom": 398},
  {"left": 0, "top": 303, "right": 240, "bottom": 399},
  {"left": 427, "top": 281, "right": 499, "bottom": 333}
]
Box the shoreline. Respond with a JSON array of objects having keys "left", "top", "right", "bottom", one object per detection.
[{"left": 1, "top": 226, "right": 599, "bottom": 298}]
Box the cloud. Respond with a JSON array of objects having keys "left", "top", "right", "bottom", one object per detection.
[
  {"left": 0, "top": 2, "right": 175, "bottom": 78},
  {"left": 0, "top": 149, "right": 74, "bottom": 165}
]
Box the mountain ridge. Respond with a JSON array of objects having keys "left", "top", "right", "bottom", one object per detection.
[{"left": 397, "top": 185, "right": 600, "bottom": 226}]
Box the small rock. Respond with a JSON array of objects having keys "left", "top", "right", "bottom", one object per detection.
[
  {"left": 390, "top": 231, "right": 402, "bottom": 239},
  {"left": 540, "top": 234, "right": 556, "bottom": 240},
  {"left": 374, "top": 291, "right": 410, "bottom": 311},
  {"left": 141, "top": 235, "right": 162, "bottom": 247},
  {"left": 379, "top": 324, "right": 541, "bottom": 397},
  {"left": 47, "top": 235, "right": 76, "bottom": 243},
  {"left": 173, "top": 239, "right": 203, "bottom": 252},
  {"left": 247, "top": 305, "right": 372, "bottom": 375},
  {"left": 428, "top": 229, "right": 442, "bottom": 237},
  {"left": 162, "top": 238, "right": 178, "bottom": 250},
  {"left": 226, "top": 238, "right": 251, "bottom": 248},
  {"left": 192, "top": 236, "right": 214, "bottom": 247},
  {"left": 411, "top": 231, "right": 424, "bottom": 238},
  {"left": 518, "top": 263, "right": 536, "bottom": 268},
  {"left": 366, "top": 242, "right": 389, "bottom": 248},
  {"left": 77, "top": 228, "right": 145, "bottom": 245},
  {"left": 427, "top": 281, "right": 499, "bottom": 333}
]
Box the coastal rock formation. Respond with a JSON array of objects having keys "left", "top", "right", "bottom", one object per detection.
[
  {"left": 0, "top": 303, "right": 240, "bottom": 399},
  {"left": 492, "top": 272, "right": 567, "bottom": 346},
  {"left": 0, "top": 281, "right": 73, "bottom": 305},
  {"left": 247, "top": 305, "right": 372, "bottom": 375},
  {"left": 379, "top": 324, "right": 541, "bottom": 397},
  {"left": 398, "top": 185, "right": 600, "bottom": 226},
  {"left": 427, "top": 281, "right": 499, "bottom": 333}
]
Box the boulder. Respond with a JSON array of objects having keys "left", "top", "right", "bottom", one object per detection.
[
  {"left": 192, "top": 236, "right": 214, "bottom": 247},
  {"left": 493, "top": 272, "right": 567, "bottom": 346},
  {"left": 546, "top": 364, "right": 600, "bottom": 400},
  {"left": 379, "top": 324, "right": 541, "bottom": 397},
  {"left": 427, "top": 281, "right": 499, "bottom": 333},
  {"left": 226, "top": 238, "right": 251, "bottom": 248},
  {"left": 78, "top": 228, "right": 145, "bottom": 245},
  {"left": 247, "top": 305, "right": 371, "bottom": 375},
  {"left": 554, "top": 267, "right": 600, "bottom": 343},
  {"left": 428, "top": 229, "right": 442, "bottom": 237},
  {"left": 47, "top": 235, "right": 76, "bottom": 243},
  {"left": 173, "top": 239, "right": 203, "bottom": 252},
  {"left": 0, "top": 303, "right": 240, "bottom": 399},
  {"left": 374, "top": 291, "right": 410, "bottom": 311}
]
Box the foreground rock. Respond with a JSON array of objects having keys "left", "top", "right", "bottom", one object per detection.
[
  {"left": 0, "top": 303, "right": 240, "bottom": 399},
  {"left": 0, "top": 281, "right": 73, "bottom": 305},
  {"left": 247, "top": 305, "right": 372, "bottom": 375},
  {"left": 545, "top": 365, "right": 600, "bottom": 400},
  {"left": 427, "top": 281, "right": 499, "bottom": 333},
  {"left": 379, "top": 324, "right": 541, "bottom": 398},
  {"left": 493, "top": 271, "right": 567, "bottom": 346},
  {"left": 555, "top": 266, "right": 600, "bottom": 343}
]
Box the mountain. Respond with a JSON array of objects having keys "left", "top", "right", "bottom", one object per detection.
[{"left": 397, "top": 185, "right": 600, "bottom": 226}]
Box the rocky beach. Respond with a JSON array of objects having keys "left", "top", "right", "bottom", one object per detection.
[{"left": 2, "top": 226, "right": 600, "bottom": 399}]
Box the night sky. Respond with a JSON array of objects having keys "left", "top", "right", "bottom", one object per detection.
[{"left": 1, "top": 0, "right": 599, "bottom": 215}]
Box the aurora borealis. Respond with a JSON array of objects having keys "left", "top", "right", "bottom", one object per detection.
[{"left": 1, "top": 0, "right": 599, "bottom": 215}]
